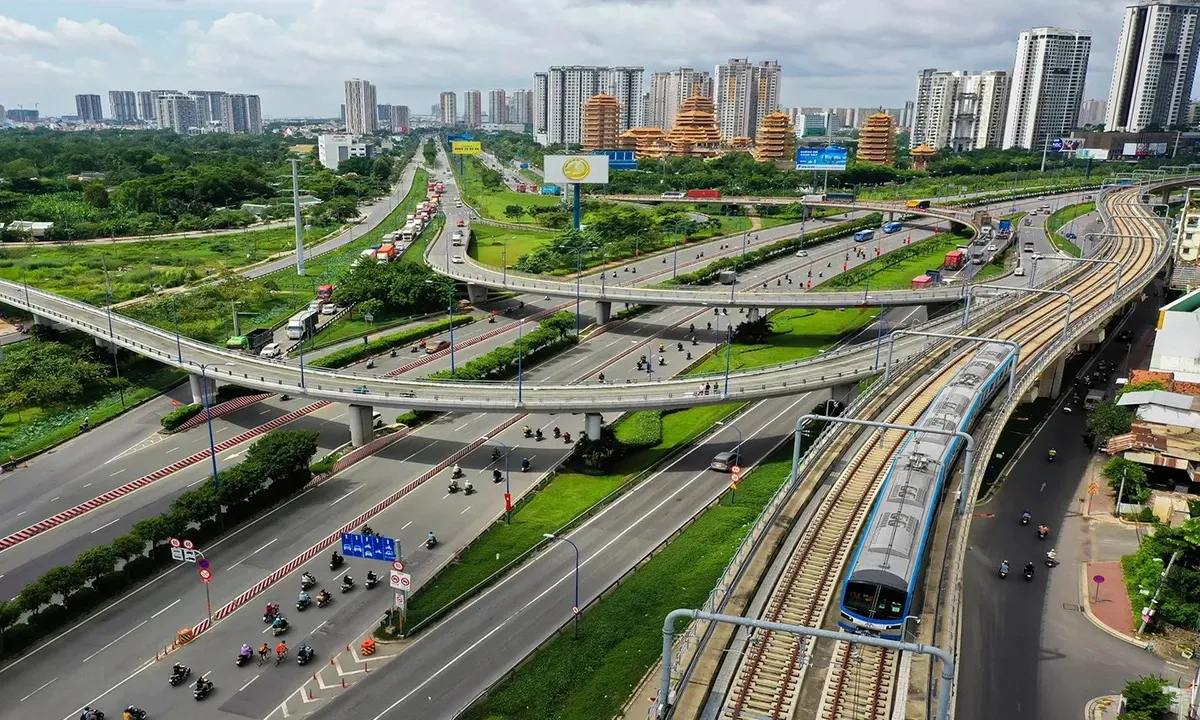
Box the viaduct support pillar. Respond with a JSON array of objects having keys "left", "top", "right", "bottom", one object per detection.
[
  {"left": 1036, "top": 356, "right": 1067, "bottom": 400},
  {"left": 347, "top": 404, "right": 375, "bottom": 448},
  {"left": 31, "top": 314, "right": 51, "bottom": 328},
  {"left": 595, "top": 301, "right": 612, "bottom": 326},
  {"left": 887, "top": 211, "right": 894, "bottom": 223},
  {"left": 189, "top": 374, "right": 217, "bottom": 406},
  {"left": 585, "top": 413, "right": 603, "bottom": 441},
  {"left": 465, "top": 283, "right": 489, "bottom": 306},
  {"left": 94, "top": 336, "right": 115, "bottom": 354},
  {"left": 747, "top": 307, "right": 761, "bottom": 322},
  {"left": 1161, "top": 188, "right": 1173, "bottom": 206}
]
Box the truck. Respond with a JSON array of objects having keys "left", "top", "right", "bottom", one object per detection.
[
  {"left": 882, "top": 221, "right": 903, "bottom": 234},
  {"left": 853, "top": 229, "right": 875, "bottom": 243},
  {"left": 997, "top": 219, "right": 1013, "bottom": 238},
  {"left": 435, "top": 182, "right": 445, "bottom": 193},
  {"left": 925, "top": 269, "right": 942, "bottom": 284},
  {"left": 718, "top": 270, "right": 737, "bottom": 285},
  {"left": 827, "top": 192, "right": 855, "bottom": 202},
  {"left": 317, "top": 284, "right": 334, "bottom": 302},
  {"left": 686, "top": 189, "right": 720, "bottom": 199},
  {"left": 375, "top": 244, "right": 397, "bottom": 263},
  {"left": 226, "top": 327, "right": 275, "bottom": 353},
  {"left": 285, "top": 310, "right": 319, "bottom": 341},
  {"left": 906, "top": 199, "right": 931, "bottom": 209},
  {"left": 944, "top": 250, "right": 965, "bottom": 270},
  {"left": 802, "top": 193, "right": 826, "bottom": 203},
  {"left": 972, "top": 210, "right": 993, "bottom": 227}
]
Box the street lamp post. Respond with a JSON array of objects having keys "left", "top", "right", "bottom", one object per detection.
[
  {"left": 543, "top": 533, "right": 581, "bottom": 638},
  {"left": 99, "top": 256, "right": 125, "bottom": 407},
  {"left": 425, "top": 278, "right": 456, "bottom": 375},
  {"left": 722, "top": 323, "right": 734, "bottom": 397},
  {"left": 516, "top": 319, "right": 525, "bottom": 404},
  {"left": 715, "top": 420, "right": 743, "bottom": 466},
  {"left": 488, "top": 437, "right": 512, "bottom": 524},
  {"left": 192, "top": 361, "right": 234, "bottom": 530}
]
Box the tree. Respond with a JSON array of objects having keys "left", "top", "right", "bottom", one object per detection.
[
  {"left": 371, "top": 156, "right": 393, "bottom": 181},
  {"left": 357, "top": 298, "right": 383, "bottom": 321},
  {"left": 38, "top": 565, "right": 84, "bottom": 602},
  {"left": 1086, "top": 402, "right": 1133, "bottom": 444},
  {"left": 1117, "top": 379, "right": 1167, "bottom": 400},
  {"left": 1121, "top": 675, "right": 1172, "bottom": 719},
  {"left": 131, "top": 516, "right": 172, "bottom": 548},
  {"left": 17, "top": 580, "right": 51, "bottom": 614},
  {"left": 0, "top": 340, "right": 110, "bottom": 412},
  {"left": 1104, "top": 457, "right": 1150, "bottom": 503},
  {"left": 109, "top": 533, "right": 147, "bottom": 572},
  {"left": 82, "top": 181, "right": 109, "bottom": 209},
  {"left": 540, "top": 310, "right": 577, "bottom": 338},
  {"left": 323, "top": 196, "right": 360, "bottom": 223},
  {"left": 74, "top": 546, "right": 116, "bottom": 583},
  {"left": 423, "top": 138, "right": 438, "bottom": 166},
  {"left": 504, "top": 204, "right": 525, "bottom": 220}
]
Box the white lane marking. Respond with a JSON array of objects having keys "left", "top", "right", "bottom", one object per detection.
[
  {"left": 454, "top": 420, "right": 471, "bottom": 432},
  {"left": 215, "top": 427, "right": 231, "bottom": 435},
  {"left": 89, "top": 518, "right": 121, "bottom": 534},
  {"left": 330, "top": 487, "right": 363, "bottom": 507},
  {"left": 82, "top": 483, "right": 92, "bottom": 488},
  {"left": 19, "top": 677, "right": 56, "bottom": 702},
  {"left": 62, "top": 654, "right": 155, "bottom": 719},
  {"left": 460, "top": 505, "right": 471, "bottom": 515},
  {"left": 310, "top": 620, "right": 327, "bottom": 634},
  {"left": 15, "top": 511, "right": 25, "bottom": 517},
  {"left": 402, "top": 440, "right": 436, "bottom": 462},
  {"left": 150, "top": 598, "right": 181, "bottom": 619},
  {"left": 50, "top": 497, "right": 59, "bottom": 503},
  {"left": 239, "top": 674, "right": 260, "bottom": 692},
  {"left": 401, "top": 521, "right": 412, "bottom": 530},
  {"left": 441, "top": 493, "right": 450, "bottom": 500},
  {"left": 260, "top": 409, "right": 272, "bottom": 415},
  {"left": 109, "top": 469, "right": 126, "bottom": 477},
  {"left": 222, "top": 451, "right": 244, "bottom": 461},
  {"left": 229, "top": 538, "right": 279, "bottom": 570},
  {"left": 164, "top": 447, "right": 180, "bottom": 454},
  {"left": 82, "top": 620, "right": 148, "bottom": 663},
  {"left": 185, "top": 477, "right": 207, "bottom": 488}
]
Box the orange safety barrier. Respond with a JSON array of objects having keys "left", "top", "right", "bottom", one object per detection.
[
  {"left": 360, "top": 638, "right": 376, "bottom": 656},
  {"left": 176, "top": 627, "right": 195, "bottom": 645}
]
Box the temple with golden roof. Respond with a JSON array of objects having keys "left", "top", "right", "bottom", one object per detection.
[
  {"left": 618, "top": 126, "right": 668, "bottom": 158},
  {"left": 580, "top": 93, "right": 621, "bottom": 152},
  {"left": 857, "top": 112, "right": 896, "bottom": 166},
  {"left": 909, "top": 143, "right": 937, "bottom": 171},
  {"left": 754, "top": 111, "right": 794, "bottom": 162},
  {"left": 664, "top": 92, "right": 724, "bottom": 158}
]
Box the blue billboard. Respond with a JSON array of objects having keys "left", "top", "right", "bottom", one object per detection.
[
  {"left": 446, "top": 133, "right": 475, "bottom": 142},
  {"left": 541, "top": 184, "right": 562, "bottom": 195},
  {"left": 795, "top": 146, "right": 848, "bottom": 171},
  {"left": 590, "top": 149, "right": 637, "bottom": 171},
  {"left": 519, "top": 162, "right": 531, "bottom": 169},
  {"left": 340, "top": 532, "right": 397, "bottom": 562}
]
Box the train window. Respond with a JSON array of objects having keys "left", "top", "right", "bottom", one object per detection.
[
  {"left": 845, "top": 583, "right": 908, "bottom": 621},
  {"left": 844, "top": 583, "right": 878, "bottom": 616}
]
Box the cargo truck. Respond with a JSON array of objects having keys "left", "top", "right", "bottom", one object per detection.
[
  {"left": 827, "top": 192, "right": 855, "bottom": 202},
  {"left": 944, "top": 250, "right": 965, "bottom": 270},
  {"left": 906, "top": 199, "right": 931, "bottom": 209},
  {"left": 997, "top": 219, "right": 1012, "bottom": 238},
  {"left": 972, "top": 210, "right": 993, "bottom": 227},
  {"left": 285, "top": 310, "right": 319, "bottom": 341},
  {"left": 802, "top": 194, "right": 826, "bottom": 203},
  {"left": 686, "top": 189, "right": 721, "bottom": 199},
  {"left": 317, "top": 284, "right": 334, "bottom": 301},
  {"left": 226, "top": 327, "right": 275, "bottom": 353},
  {"left": 971, "top": 247, "right": 985, "bottom": 264}
]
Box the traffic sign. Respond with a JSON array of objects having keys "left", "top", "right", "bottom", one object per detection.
[
  {"left": 392, "top": 560, "right": 406, "bottom": 572},
  {"left": 390, "top": 571, "right": 412, "bottom": 591},
  {"left": 199, "top": 568, "right": 212, "bottom": 583},
  {"left": 340, "top": 532, "right": 398, "bottom": 562},
  {"left": 730, "top": 464, "right": 742, "bottom": 475},
  {"left": 197, "top": 558, "right": 211, "bottom": 570},
  {"left": 729, "top": 481, "right": 740, "bottom": 492},
  {"left": 171, "top": 547, "right": 198, "bottom": 563},
  {"left": 1094, "top": 575, "right": 1106, "bottom": 584},
  {"left": 169, "top": 537, "right": 182, "bottom": 548},
  {"left": 395, "top": 592, "right": 407, "bottom": 610},
  {"left": 572, "top": 605, "right": 579, "bottom": 616},
  {"left": 183, "top": 539, "right": 195, "bottom": 550},
  {"left": 1088, "top": 482, "right": 1099, "bottom": 495}
]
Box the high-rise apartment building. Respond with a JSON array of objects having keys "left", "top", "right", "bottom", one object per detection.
[
  {"left": 509, "top": 89, "right": 534, "bottom": 125},
  {"left": 108, "top": 91, "right": 137, "bottom": 123},
  {"left": 389, "top": 105, "right": 410, "bottom": 131},
  {"left": 648, "top": 68, "right": 713, "bottom": 130},
  {"left": 137, "top": 91, "right": 156, "bottom": 122},
  {"left": 344, "top": 78, "right": 378, "bottom": 135},
  {"left": 75, "top": 94, "right": 103, "bottom": 122},
  {"left": 488, "top": 89, "right": 508, "bottom": 124},
  {"left": 156, "top": 93, "right": 200, "bottom": 134},
  {"left": 1107, "top": 0, "right": 1200, "bottom": 132},
  {"left": 439, "top": 92, "right": 458, "bottom": 125},
  {"left": 713, "top": 59, "right": 782, "bottom": 140},
  {"left": 533, "top": 66, "right": 644, "bottom": 146},
  {"left": 1079, "top": 98, "right": 1109, "bottom": 126},
  {"left": 910, "top": 69, "right": 1011, "bottom": 150},
  {"left": 218, "top": 93, "right": 263, "bottom": 134},
  {"left": 463, "top": 90, "right": 482, "bottom": 127},
  {"left": 189, "top": 91, "right": 226, "bottom": 128},
  {"left": 1003, "top": 27, "right": 1092, "bottom": 149}
]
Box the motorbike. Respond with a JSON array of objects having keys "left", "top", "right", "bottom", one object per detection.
[
  {"left": 361, "top": 525, "right": 375, "bottom": 536},
  {"left": 330, "top": 555, "right": 344, "bottom": 571},
  {"left": 125, "top": 709, "right": 147, "bottom": 720},
  {"left": 169, "top": 666, "right": 192, "bottom": 686},
  {"left": 390, "top": 349, "right": 397, "bottom": 358},
  {"left": 296, "top": 596, "right": 311, "bottom": 611},
  {"left": 365, "top": 573, "right": 379, "bottom": 589},
  {"left": 998, "top": 564, "right": 1009, "bottom": 579},
  {"left": 272, "top": 621, "right": 289, "bottom": 637},
  {"left": 1020, "top": 513, "right": 1031, "bottom": 526},
  {"left": 263, "top": 608, "right": 280, "bottom": 624},
  {"left": 317, "top": 592, "right": 332, "bottom": 608},
  {"left": 366, "top": 359, "right": 375, "bottom": 369},
  {"left": 1037, "top": 527, "right": 1049, "bottom": 540},
  {"left": 1023, "top": 566, "right": 1035, "bottom": 581},
  {"left": 448, "top": 480, "right": 461, "bottom": 494},
  {"left": 193, "top": 680, "right": 213, "bottom": 700},
  {"left": 301, "top": 575, "right": 318, "bottom": 591},
  {"left": 236, "top": 651, "right": 252, "bottom": 667},
  {"left": 297, "top": 646, "right": 315, "bottom": 665},
  {"left": 426, "top": 536, "right": 438, "bottom": 550},
  {"left": 553, "top": 427, "right": 561, "bottom": 439},
  {"left": 1046, "top": 554, "right": 1058, "bottom": 567},
  {"left": 340, "top": 578, "right": 356, "bottom": 594},
  {"left": 451, "top": 466, "right": 464, "bottom": 479},
  {"left": 280, "top": 394, "right": 291, "bottom": 401},
  {"left": 411, "top": 345, "right": 419, "bottom": 353},
  {"left": 563, "top": 432, "right": 572, "bottom": 444},
  {"left": 491, "top": 448, "right": 502, "bottom": 461},
  {"left": 492, "top": 469, "right": 503, "bottom": 483},
  {"left": 1047, "top": 452, "right": 1055, "bottom": 462},
  {"left": 520, "top": 459, "right": 530, "bottom": 472},
  {"left": 523, "top": 427, "right": 532, "bottom": 438},
  {"left": 464, "top": 483, "right": 476, "bottom": 496},
  {"left": 535, "top": 430, "right": 543, "bottom": 441}
]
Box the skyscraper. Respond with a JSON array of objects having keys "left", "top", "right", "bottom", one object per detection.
[
  {"left": 508, "top": 89, "right": 534, "bottom": 125},
  {"left": 464, "top": 90, "right": 482, "bottom": 127},
  {"left": 156, "top": 93, "right": 200, "bottom": 134},
  {"left": 489, "top": 89, "right": 508, "bottom": 124},
  {"left": 648, "top": 68, "right": 713, "bottom": 130},
  {"left": 218, "top": 94, "right": 263, "bottom": 134},
  {"left": 137, "top": 91, "right": 156, "bottom": 122},
  {"left": 1106, "top": 0, "right": 1200, "bottom": 132},
  {"left": 189, "top": 91, "right": 226, "bottom": 128},
  {"left": 440, "top": 92, "right": 458, "bottom": 125},
  {"left": 108, "top": 91, "right": 137, "bottom": 123},
  {"left": 713, "top": 59, "right": 782, "bottom": 140},
  {"left": 1079, "top": 98, "right": 1109, "bottom": 126},
  {"left": 1002, "top": 27, "right": 1092, "bottom": 149},
  {"left": 344, "top": 78, "right": 378, "bottom": 135},
  {"left": 75, "top": 94, "right": 103, "bottom": 122},
  {"left": 533, "top": 66, "right": 644, "bottom": 146},
  {"left": 910, "top": 69, "right": 1011, "bottom": 150},
  {"left": 390, "top": 105, "right": 410, "bottom": 131}
]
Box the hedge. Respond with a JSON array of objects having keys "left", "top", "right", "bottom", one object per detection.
[
  {"left": 0, "top": 429, "right": 320, "bottom": 659},
  {"left": 160, "top": 403, "right": 203, "bottom": 430},
  {"left": 664, "top": 213, "right": 883, "bottom": 287},
  {"left": 308, "top": 315, "right": 476, "bottom": 369},
  {"left": 427, "top": 311, "right": 578, "bottom": 382}
]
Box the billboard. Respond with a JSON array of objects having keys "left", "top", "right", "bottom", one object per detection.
[
  {"left": 795, "top": 146, "right": 848, "bottom": 171},
  {"left": 544, "top": 155, "right": 610, "bottom": 184},
  {"left": 1122, "top": 142, "right": 1169, "bottom": 158},
  {"left": 446, "top": 133, "right": 474, "bottom": 142},
  {"left": 452, "top": 140, "right": 482, "bottom": 155},
  {"left": 1075, "top": 148, "right": 1109, "bottom": 160},
  {"left": 590, "top": 149, "right": 638, "bottom": 171},
  {"left": 1051, "top": 138, "right": 1083, "bottom": 152},
  {"left": 541, "top": 184, "right": 561, "bottom": 195}
]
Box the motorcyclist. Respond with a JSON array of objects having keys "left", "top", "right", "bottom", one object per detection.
[
  {"left": 427, "top": 531, "right": 437, "bottom": 546},
  {"left": 491, "top": 447, "right": 502, "bottom": 461},
  {"left": 264, "top": 602, "right": 279, "bottom": 618},
  {"left": 302, "top": 571, "right": 317, "bottom": 588},
  {"left": 535, "top": 428, "right": 543, "bottom": 441},
  {"left": 272, "top": 615, "right": 288, "bottom": 631},
  {"left": 1047, "top": 448, "right": 1057, "bottom": 460},
  {"left": 172, "top": 662, "right": 187, "bottom": 678},
  {"left": 240, "top": 643, "right": 253, "bottom": 660},
  {"left": 316, "top": 589, "right": 331, "bottom": 604},
  {"left": 522, "top": 425, "right": 532, "bottom": 437},
  {"left": 123, "top": 707, "right": 142, "bottom": 720},
  {"left": 1046, "top": 548, "right": 1057, "bottom": 564},
  {"left": 366, "top": 570, "right": 378, "bottom": 585},
  {"left": 521, "top": 457, "right": 530, "bottom": 471},
  {"left": 598, "top": 372, "right": 606, "bottom": 383},
  {"left": 1000, "top": 560, "right": 1009, "bottom": 575},
  {"left": 1038, "top": 524, "right": 1050, "bottom": 537},
  {"left": 298, "top": 641, "right": 313, "bottom": 660},
  {"left": 452, "top": 463, "right": 462, "bottom": 478},
  {"left": 330, "top": 551, "right": 342, "bottom": 567},
  {"left": 195, "top": 675, "right": 213, "bottom": 692},
  {"left": 82, "top": 707, "right": 98, "bottom": 720},
  {"left": 493, "top": 468, "right": 503, "bottom": 482},
  {"left": 1024, "top": 561, "right": 1036, "bottom": 575},
  {"left": 341, "top": 574, "right": 354, "bottom": 589},
  {"left": 448, "top": 477, "right": 460, "bottom": 492},
  {"left": 553, "top": 426, "right": 561, "bottom": 438},
  {"left": 298, "top": 590, "right": 311, "bottom": 605},
  {"left": 1021, "top": 510, "right": 1031, "bottom": 521},
  {"left": 658, "top": 343, "right": 665, "bottom": 353}
]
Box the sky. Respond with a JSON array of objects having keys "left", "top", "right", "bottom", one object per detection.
[{"left": 0, "top": 0, "right": 1143, "bottom": 119}]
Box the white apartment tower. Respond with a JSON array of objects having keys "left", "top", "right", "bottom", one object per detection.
[
  {"left": 911, "top": 69, "right": 1011, "bottom": 150},
  {"left": 108, "top": 91, "right": 137, "bottom": 123},
  {"left": 218, "top": 94, "right": 263, "bottom": 134},
  {"left": 75, "top": 94, "right": 103, "bottom": 122},
  {"left": 533, "top": 66, "right": 644, "bottom": 147},
  {"left": 714, "top": 59, "right": 782, "bottom": 140},
  {"left": 1003, "top": 27, "right": 1092, "bottom": 149},
  {"left": 508, "top": 89, "right": 533, "bottom": 125},
  {"left": 1107, "top": 0, "right": 1200, "bottom": 132},
  {"left": 648, "top": 68, "right": 713, "bottom": 130},
  {"left": 489, "top": 89, "right": 508, "bottom": 124},
  {"left": 344, "top": 78, "right": 378, "bottom": 135},
  {"left": 439, "top": 92, "right": 458, "bottom": 125},
  {"left": 464, "top": 90, "right": 482, "bottom": 127},
  {"left": 156, "top": 93, "right": 200, "bottom": 135}
]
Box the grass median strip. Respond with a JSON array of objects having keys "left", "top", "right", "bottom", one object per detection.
[{"left": 1045, "top": 201, "right": 1093, "bottom": 257}]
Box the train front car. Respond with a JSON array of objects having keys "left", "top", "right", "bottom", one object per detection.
[{"left": 838, "top": 343, "right": 1012, "bottom": 638}]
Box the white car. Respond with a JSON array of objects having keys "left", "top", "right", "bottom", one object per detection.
[
  {"left": 987, "top": 244, "right": 997, "bottom": 252},
  {"left": 259, "top": 343, "right": 282, "bottom": 359},
  {"left": 1032, "top": 252, "right": 1045, "bottom": 260},
  {"left": 321, "top": 304, "right": 338, "bottom": 315},
  {"left": 452, "top": 230, "right": 464, "bottom": 240},
  {"left": 451, "top": 255, "right": 464, "bottom": 264},
  {"left": 795, "top": 250, "right": 808, "bottom": 258}
]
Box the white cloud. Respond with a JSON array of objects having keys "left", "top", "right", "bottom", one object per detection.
[
  {"left": 54, "top": 18, "right": 140, "bottom": 49},
  {"left": 0, "top": 16, "right": 57, "bottom": 46}
]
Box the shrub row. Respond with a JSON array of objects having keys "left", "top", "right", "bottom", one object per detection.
[
  {"left": 160, "top": 403, "right": 203, "bottom": 430},
  {"left": 308, "top": 315, "right": 475, "bottom": 369},
  {"left": 427, "top": 311, "right": 578, "bottom": 382},
  {"left": 0, "top": 429, "right": 320, "bottom": 659},
  {"left": 664, "top": 214, "right": 882, "bottom": 287}
]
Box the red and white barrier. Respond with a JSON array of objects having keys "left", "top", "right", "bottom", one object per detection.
[{"left": 173, "top": 393, "right": 274, "bottom": 432}]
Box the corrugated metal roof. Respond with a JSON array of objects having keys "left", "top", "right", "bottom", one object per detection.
[
  {"left": 1138, "top": 405, "right": 1200, "bottom": 430},
  {"left": 1118, "top": 390, "right": 1200, "bottom": 410}
]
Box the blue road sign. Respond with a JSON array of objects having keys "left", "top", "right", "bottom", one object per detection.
[
  {"left": 447, "top": 133, "right": 475, "bottom": 142},
  {"left": 197, "top": 558, "right": 211, "bottom": 570},
  {"left": 1051, "top": 137, "right": 1064, "bottom": 152},
  {"left": 590, "top": 149, "right": 637, "bottom": 171},
  {"left": 340, "top": 532, "right": 397, "bottom": 562}
]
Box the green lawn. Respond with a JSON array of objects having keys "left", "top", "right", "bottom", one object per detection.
[
  {"left": 857, "top": 169, "right": 1092, "bottom": 201},
  {"left": 457, "top": 155, "right": 562, "bottom": 225},
  {"left": 519, "top": 169, "right": 541, "bottom": 184},
  {"left": 459, "top": 446, "right": 797, "bottom": 720},
  {"left": 468, "top": 224, "right": 555, "bottom": 268},
  {"left": 1045, "top": 202, "right": 1093, "bottom": 258},
  {"left": 0, "top": 223, "right": 336, "bottom": 306},
  {"left": 818, "top": 231, "right": 968, "bottom": 292},
  {"left": 692, "top": 307, "right": 880, "bottom": 374}
]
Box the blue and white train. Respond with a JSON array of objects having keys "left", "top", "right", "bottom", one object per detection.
[{"left": 837, "top": 342, "right": 1014, "bottom": 639}]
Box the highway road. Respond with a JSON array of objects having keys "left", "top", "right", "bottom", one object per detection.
[{"left": 957, "top": 283, "right": 1167, "bottom": 720}]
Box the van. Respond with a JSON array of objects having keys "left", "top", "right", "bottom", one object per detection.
[
  {"left": 1013, "top": 266, "right": 1026, "bottom": 277},
  {"left": 372, "top": 412, "right": 383, "bottom": 429},
  {"left": 710, "top": 451, "right": 735, "bottom": 472},
  {"left": 1084, "top": 389, "right": 1106, "bottom": 409},
  {"left": 259, "top": 343, "right": 282, "bottom": 359}
]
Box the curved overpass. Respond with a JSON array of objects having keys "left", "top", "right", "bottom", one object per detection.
[{"left": 434, "top": 199, "right": 981, "bottom": 308}]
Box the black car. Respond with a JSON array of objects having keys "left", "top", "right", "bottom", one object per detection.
[{"left": 812, "top": 399, "right": 846, "bottom": 417}]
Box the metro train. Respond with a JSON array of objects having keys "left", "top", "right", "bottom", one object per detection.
[{"left": 837, "top": 342, "right": 1014, "bottom": 639}]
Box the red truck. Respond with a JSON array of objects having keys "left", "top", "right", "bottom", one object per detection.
[
  {"left": 317, "top": 284, "right": 335, "bottom": 301},
  {"left": 435, "top": 183, "right": 445, "bottom": 193},
  {"left": 686, "top": 189, "right": 721, "bottom": 199},
  {"left": 944, "top": 250, "right": 965, "bottom": 270}
]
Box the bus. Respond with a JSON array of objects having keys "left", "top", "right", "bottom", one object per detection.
[
  {"left": 853, "top": 229, "right": 875, "bottom": 243},
  {"left": 882, "top": 222, "right": 903, "bottom": 234},
  {"left": 660, "top": 191, "right": 686, "bottom": 199}
]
